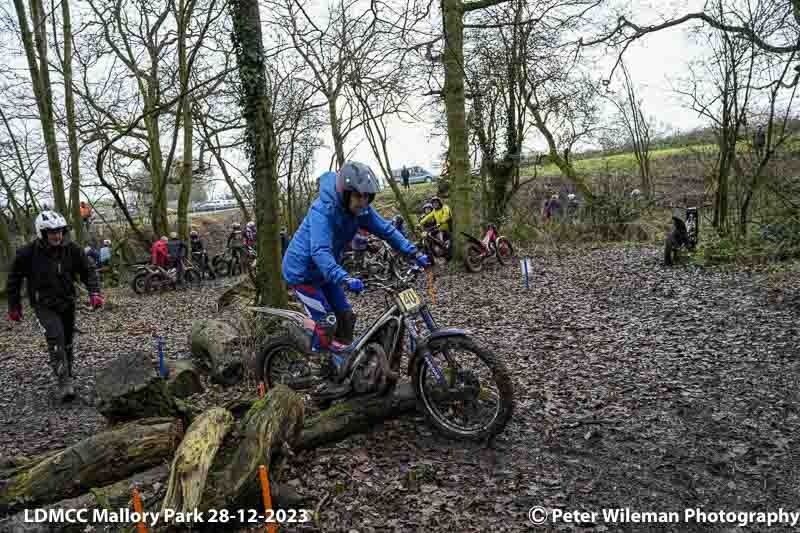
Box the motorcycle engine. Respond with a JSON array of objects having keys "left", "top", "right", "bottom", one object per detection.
[{"left": 350, "top": 343, "right": 390, "bottom": 395}]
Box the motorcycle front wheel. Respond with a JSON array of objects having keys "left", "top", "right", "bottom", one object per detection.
[
  {"left": 496, "top": 237, "right": 514, "bottom": 265},
  {"left": 412, "top": 335, "right": 514, "bottom": 441}
]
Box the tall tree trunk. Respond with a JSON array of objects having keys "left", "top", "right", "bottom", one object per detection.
[
  {"left": 177, "top": 0, "right": 194, "bottom": 241},
  {"left": 287, "top": 127, "right": 295, "bottom": 232},
  {"left": 231, "top": 0, "right": 287, "bottom": 309},
  {"left": 146, "top": 103, "right": 168, "bottom": 236},
  {"left": 0, "top": 212, "right": 13, "bottom": 297},
  {"left": 13, "top": 0, "right": 66, "bottom": 213},
  {"left": 328, "top": 96, "right": 346, "bottom": 168},
  {"left": 442, "top": 0, "right": 471, "bottom": 260},
  {"left": 61, "top": 0, "right": 82, "bottom": 240}
]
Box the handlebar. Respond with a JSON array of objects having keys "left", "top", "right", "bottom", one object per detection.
[{"left": 348, "top": 263, "right": 426, "bottom": 295}]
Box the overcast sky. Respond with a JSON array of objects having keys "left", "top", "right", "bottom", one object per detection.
[
  {"left": 310, "top": 2, "right": 709, "bottom": 177},
  {"left": 0, "top": 0, "right": 720, "bottom": 202}
]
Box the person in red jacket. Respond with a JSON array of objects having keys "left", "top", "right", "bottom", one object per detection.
[{"left": 151, "top": 236, "right": 169, "bottom": 268}]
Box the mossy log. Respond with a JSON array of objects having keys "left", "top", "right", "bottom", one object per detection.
[
  {"left": 0, "top": 417, "right": 180, "bottom": 514},
  {"left": 196, "top": 385, "right": 305, "bottom": 513},
  {"left": 160, "top": 407, "right": 234, "bottom": 518},
  {"left": 296, "top": 382, "right": 417, "bottom": 450},
  {"left": 1, "top": 465, "right": 169, "bottom": 533},
  {"left": 95, "top": 352, "right": 181, "bottom": 423}
]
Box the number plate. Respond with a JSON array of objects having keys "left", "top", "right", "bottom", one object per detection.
[{"left": 397, "top": 288, "right": 423, "bottom": 314}]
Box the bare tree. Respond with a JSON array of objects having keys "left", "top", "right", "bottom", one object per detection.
[
  {"left": 734, "top": 52, "right": 799, "bottom": 235},
  {"left": 11, "top": 0, "right": 67, "bottom": 213},
  {"left": 673, "top": 3, "right": 758, "bottom": 232},
  {"left": 600, "top": 60, "right": 653, "bottom": 197}
]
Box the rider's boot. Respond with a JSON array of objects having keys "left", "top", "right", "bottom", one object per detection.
[
  {"left": 314, "top": 310, "right": 358, "bottom": 402},
  {"left": 48, "top": 344, "right": 75, "bottom": 402},
  {"left": 334, "top": 309, "right": 357, "bottom": 345}
]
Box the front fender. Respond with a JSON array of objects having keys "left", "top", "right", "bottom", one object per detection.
[
  {"left": 460, "top": 232, "right": 483, "bottom": 248},
  {"left": 407, "top": 328, "right": 470, "bottom": 376}
]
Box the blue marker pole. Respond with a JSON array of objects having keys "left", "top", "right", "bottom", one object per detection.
[
  {"left": 521, "top": 256, "right": 529, "bottom": 289},
  {"left": 158, "top": 337, "right": 167, "bottom": 377}
]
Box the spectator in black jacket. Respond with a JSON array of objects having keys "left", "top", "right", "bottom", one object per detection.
[
  {"left": 189, "top": 230, "right": 215, "bottom": 279},
  {"left": 167, "top": 232, "right": 187, "bottom": 284},
  {"left": 7, "top": 210, "right": 103, "bottom": 402}
]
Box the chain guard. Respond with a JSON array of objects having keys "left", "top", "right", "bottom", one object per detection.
[{"left": 350, "top": 343, "right": 390, "bottom": 395}]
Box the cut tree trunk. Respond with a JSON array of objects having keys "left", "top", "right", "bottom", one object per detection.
[
  {"left": 163, "top": 359, "right": 204, "bottom": 399},
  {"left": 0, "top": 418, "right": 181, "bottom": 514},
  {"left": 188, "top": 320, "right": 243, "bottom": 386},
  {"left": 95, "top": 352, "right": 182, "bottom": 424},
  {"left": 160, "top": 407, "right": 234, "bottom": 519},
  {"left": 193, "top": 385, "right": 305, "bottom": 513},
  {"left": 0, "top": 465, "right": 169, "bottom": 533}
]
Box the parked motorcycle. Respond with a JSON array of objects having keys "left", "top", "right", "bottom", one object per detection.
[
  {"left": 130, "top": 262, "right": 161, "bottom": 295},
  {"left": 253, "top": 261, "right": 515, "bottom": 441},
  {"left": 462, "top": 223, "right": 514, "bottom": 273},
  {"left": 144, "top": 259, "right": 201, "bottom": 292},
  {"left": 664, "top": 206, "right": 704, "bottom": 266}
]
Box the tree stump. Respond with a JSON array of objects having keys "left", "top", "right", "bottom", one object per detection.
[
  {"left": 188, "top": 320, "right": 243, "bottom": 386},
  {"left": 163, "top": 359, "right": 204, "bottom": 399},
  {"left": 0, "top": 418, "right": 180, "bottom": 514},
  {"left": 95, "top": 352, "right": 181, "bottom": 424}
]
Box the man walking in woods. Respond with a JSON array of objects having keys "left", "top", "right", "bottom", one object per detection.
[
  {"left": 401, "top": 165, "right": 410, "bottom": 190},
  {"left": 754, "top": 125, "right": 766, "bottom": 157},
  {"left": 6, "top": 210, "right": 104, "bottom": 402}
]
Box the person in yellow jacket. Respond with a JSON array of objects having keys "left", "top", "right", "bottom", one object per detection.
[
  {"left": 419, "top": 196, "right": 451, "bottom": 232},
  {"left": 418, "top": 197, "right": 452, "bottom": 259}
]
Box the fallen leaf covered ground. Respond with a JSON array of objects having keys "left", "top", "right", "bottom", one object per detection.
[{"left": 1, "top": 245, "right": 799, "bottom": 532}]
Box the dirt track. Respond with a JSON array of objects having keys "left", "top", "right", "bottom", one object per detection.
[{"left": 2, "top": 246, "right": 799, "bottom": 532}]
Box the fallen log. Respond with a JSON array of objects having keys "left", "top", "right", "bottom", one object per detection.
[
  {"left": 192, "top": 385, "right": 305, "bottom": 513},
  {"left": 0, "top": 465, "right": 169, "bottom": 533},
  {"left": 160, "top": 407, "right": 233, "bottom": 517},
  {"left": 0, "top": 417, "right": 181, "bottom": 514},
  {"left": 95, "top": 352, "right": 182, "bottom": 423},
  {"left": 296, "top": 383, "right": 418, "bottom": 450}
]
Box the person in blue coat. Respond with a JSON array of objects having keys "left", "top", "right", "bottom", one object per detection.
[{"left": 282, "top": 161, "right": 428, "bottom": 394}]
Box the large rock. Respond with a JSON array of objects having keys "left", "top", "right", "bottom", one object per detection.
[
  {"left": 95, "top": 352, "right": 182, "bottom": 423},
  {"left": 189, "top": 320, "right": 244, "bottom": 386},
  {"left": 164, "top": 359, "right": 204, "bottom": 399}
]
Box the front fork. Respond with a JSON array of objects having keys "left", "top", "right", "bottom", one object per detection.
[{"left": 407, "top": 309, "right": 451, "bottom": 386}]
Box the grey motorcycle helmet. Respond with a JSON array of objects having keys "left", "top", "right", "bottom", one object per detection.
[{"left": 336, "top": 161, "right": 380, "bottom": 215}]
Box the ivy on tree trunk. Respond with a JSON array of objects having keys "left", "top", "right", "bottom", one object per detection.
[{"left": 229, "top": 0, "right": 287, "bottom": 308}]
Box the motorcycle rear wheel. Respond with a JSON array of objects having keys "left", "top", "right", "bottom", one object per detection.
[
  {"left": 257, "top": 334, "right": 328, "bottom": 392},
  {"left": 464, "top": 243, "right": 484, "bottom": 272}
]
